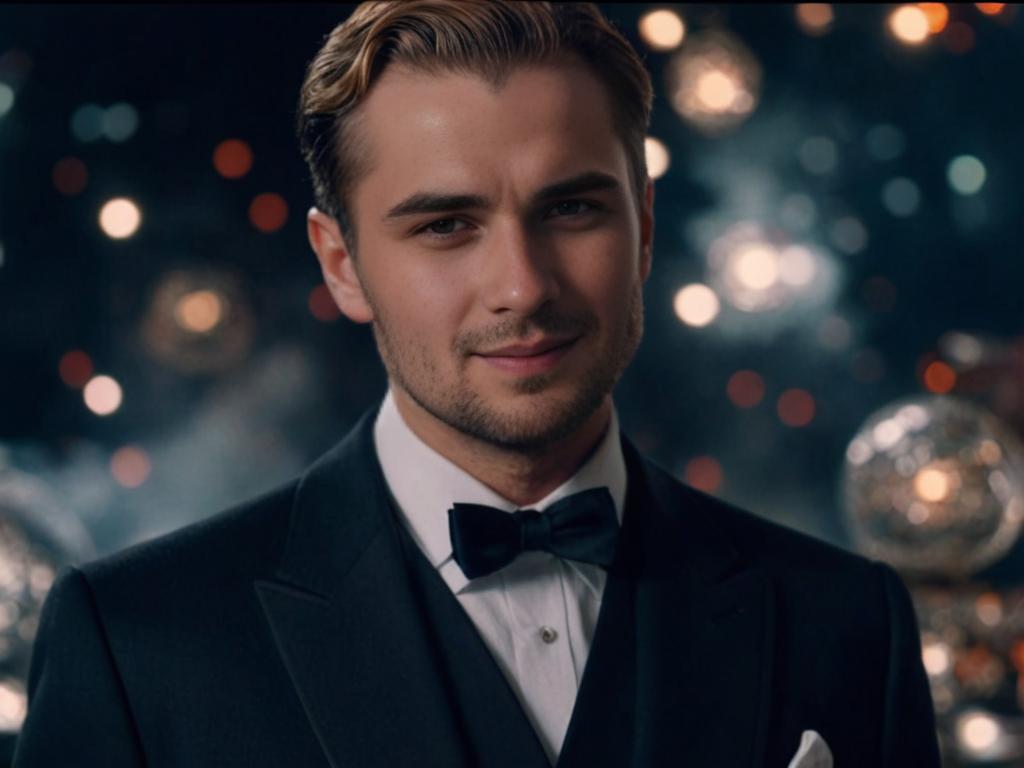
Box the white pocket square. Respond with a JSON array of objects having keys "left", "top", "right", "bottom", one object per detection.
[{"left": 787, "top": 730, "right": 833, "bottom": 768}]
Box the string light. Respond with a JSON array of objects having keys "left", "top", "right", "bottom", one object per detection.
[{"left": 83, "top": 375, "right": 123, "bottom": 416}]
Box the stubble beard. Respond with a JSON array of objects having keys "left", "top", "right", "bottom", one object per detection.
[{"left": 369, "top": 284, "right": 644, "bottom": 455}]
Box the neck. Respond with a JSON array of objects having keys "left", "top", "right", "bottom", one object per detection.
[{"left": 391, "top": 388, "right": 613, "bottom": 507}]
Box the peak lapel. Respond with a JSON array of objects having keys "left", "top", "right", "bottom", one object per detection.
[
  {"left": 254, "top": 408, "right": 470, "bottom": 768},
  {"left": 623, "top": 438, "right": 775, "bottom": 768}
]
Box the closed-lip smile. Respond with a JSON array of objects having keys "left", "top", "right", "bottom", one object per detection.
[{"left": 477, "top": 336, "right": 579, "bottom": 357}]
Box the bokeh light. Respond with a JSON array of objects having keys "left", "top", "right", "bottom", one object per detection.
[
  {"left": 70, "top": 103, "right": 105, "bottom": 142},
  {"left": 58, "top": 350, "right": 94, "bottom": 389},
  {"left": 947, "top": 155, "right": 986, "bottom": 195},
  {"left": 975, "top": 3, "right": 1006, "bottom": 15},
  {"left": 924, "top": 360, "right": 957, "bottom": 393},
  {"left": 798, "top": 135, "right": 838, "bottom": 175},
  {"left": 213, "top": 139, "right": 254, "bottom": 179},
  {"left": 638, "top": 9, "right": 686, "bottom": 52},
  {"left": 830, "top": 216, "right": 869, "bottom": 255},
  {"left": 666, "top": 31, "right": 761, "bottom": 134},
  {"left": 0, "top": 679, "right": 25, "bottom": 732},
  {"left": 918, "top": 3, "right": 949, "bottom": 34},
  {"left": 726, "top": 370, "right": 765, "bottom": 409},
  {"left": 98, "top": 197, "right": 142, "bottom": 239},
  {"left": 644, "top": 136, "right": 671, "bottom": 180},
  {"left": 173, "top": 289, "right": 224, "bottom": 334},
  {"left": 52, "top": 156, "right": 88, "bottom": 196},
  {"left": 0, "top": 83, "right": 14, "bottom": 118},
  {"left": 102, "top": 102, "right": 139, "bottom": 142},
  {"left": 866, "top": 124, "right": 906, "bottom": 161},
  {"left": 249, "top": 193, "right": 288, "bottom": 233},
  {"left": 881, "top": 177, "right": 921, "bottom": 217},
  {"left": 83, "top": 375, "right": 123, "bottom": 416},
  {"left": 673, "top": 283, "right": 720, "bottom": 327},
  {"left": 110, "top": 446, "right": 152, "bottom": 489},
  {"left": 957, "top": 710, "right": 1001, "bottom": 756},
  {"left": 795, "top": 4, "right": 834, "bottom": 36},
  {"left": 142, "top": 269, "right": 254, "bottom": 374},
  {"left": 308, "top": 284, "right": 341, "bottom": 322},
  {"left": 777, "top": 388, "right": 816, "bottom": 427},
  {"left": 684, "top": 456, "right": 723, "bottom": 493},
  {"left": 889, "top": 5, "right": 931, "bottom": 45}
]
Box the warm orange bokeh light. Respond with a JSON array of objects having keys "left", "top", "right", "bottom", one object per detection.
[
  {"left": 52, "top": 156, "right": 88, "bottom": 196},
  {"left": 726, "top": 370, "right": 765, "bottom": 409},
  {"left": 918, "top": 3, "right": 949, "bottom": 33},
  {"left": 684, "top": 456, "right": 723, "bottom": 493},
  {"left": 58, "top": 349, "right": 94, "bottom": 388},
  {"left": 249, "top": 193, "right": 289, "bottom": 233},
  {"left": 975, "top": 3, "right": 1005, "bottom": 15},
  {"left": 308, "top": 284, "right": 341, "bottom": 322},
  {"left": 777, "top": 389, "right": 816, "bottom": 427},
  {"left": 923, "top": 361, "right": 956, "bottom": 393},
  {"left": 213, "top": 139, "right": 254, "bottom": 179}
]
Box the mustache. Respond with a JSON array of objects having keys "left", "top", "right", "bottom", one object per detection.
[{"left": 455, "top": 307, "right": 597, "bottom": 356}]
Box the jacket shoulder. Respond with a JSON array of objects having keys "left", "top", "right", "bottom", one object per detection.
[{"left": 79, "top": 479, "right": 298, "bottom": 594}]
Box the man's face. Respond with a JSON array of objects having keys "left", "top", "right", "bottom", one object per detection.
[{"left": 314, "top": 60, "right": 653, "bottom": 453}]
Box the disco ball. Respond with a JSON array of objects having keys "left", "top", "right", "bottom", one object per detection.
[
  {"left": 843, "top": 396, "right": 1024, "bottom": 577},
  {"left": 665, "top": 30, "right": 761, "bottom": 134},
  {"left": 0, "top": 469, "right": 82, "bottom": 733},
  {"left": 913, "top": 584, "right": 1024, "bottom": 765},
  {"left": 141, "top": 268, "right": 254, "bottom": 374}
]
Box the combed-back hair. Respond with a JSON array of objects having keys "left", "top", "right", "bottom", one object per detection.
[{"left": 297, "top": 1, "right": 653, "bottom": 248}]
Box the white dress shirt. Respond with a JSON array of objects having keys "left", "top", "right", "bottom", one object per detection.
[{"left": 373, "top": 390, "right": 627, "bottom": 765}]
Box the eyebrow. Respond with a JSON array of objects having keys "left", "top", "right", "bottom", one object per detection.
[{"left": 382, "top": 170, "right": 622, "bottom": 221}]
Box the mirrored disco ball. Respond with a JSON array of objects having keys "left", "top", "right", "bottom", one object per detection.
[
  {"left": 843, "top": 396, "right": 1024, "bottom": 577},
  {"left": 0, "top": 469, "right": 79, "bottom": 733}
]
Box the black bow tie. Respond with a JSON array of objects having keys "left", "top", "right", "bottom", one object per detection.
[{"left": 447, "top": 487, "right": 619, "bottom": 580}]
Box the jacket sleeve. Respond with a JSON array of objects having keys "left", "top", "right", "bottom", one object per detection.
[
  {"left": 873, "top": 560, "right": 942, "bottom": 768},
  {"left": 13, "top": 566, "right": 146, "bottom": 767}
]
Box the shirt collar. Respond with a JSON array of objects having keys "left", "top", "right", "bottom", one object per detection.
[{"left": 372, "top": 388, "right": 627, "bottom": 595}]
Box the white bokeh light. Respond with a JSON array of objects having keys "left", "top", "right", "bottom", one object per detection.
[{"left": 673, "top": 284, "right": 720, "bottom": 327}]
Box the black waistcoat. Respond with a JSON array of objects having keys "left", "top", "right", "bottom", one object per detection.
[{"left": 385, "top": 490, "right": 638, "bottom": 768}]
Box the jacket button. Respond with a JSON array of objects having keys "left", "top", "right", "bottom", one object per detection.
[{"left": 540, "top": 626, "right": 558, "bottom": 644}]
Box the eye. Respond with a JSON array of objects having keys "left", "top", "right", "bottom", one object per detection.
[
  {"left": 421, "top": 218, "right": 469, "bottom": 236},
  {"left": 548, "top": 200, "right": 596, "bottom": 217}
]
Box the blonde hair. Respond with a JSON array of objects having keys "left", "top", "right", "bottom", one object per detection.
[{"left": 297, "top": 1, "right": 653, "bottom": 246}]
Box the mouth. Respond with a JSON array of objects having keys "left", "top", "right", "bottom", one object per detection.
[{"left": 473, "top": 336, "right": 580, "bottom": 375}]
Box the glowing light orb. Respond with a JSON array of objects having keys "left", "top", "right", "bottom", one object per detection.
[
  {"left": 947, "top": 155, "right": 986, "bottom": 195},
  {"left": 673, "top": 284, "right": 720, "bottom": 327},
  {"left": 638, "top": 9, "right": 686, "bottom": 51},
  {"left": 174, "top": 289, "right": 224, "bottom": 334},
  {"left": 110, "top": 446, "right": 152, "bottom": 489},
  {"left": 213, "top": 139, "right": 254, "bottom": 179},
  {"left": 666, "top": 31, "right": 761, "bottom": 134},
  {"left": 83, "top": 375, "right": 123, "bottom": 416},
  {"left": 957, "top": 711, "right": 1000, "bottom": 755},
  {"left": 98, "top": 198, "right": 141, "bottom": 239},
  {"left": 795, "top": 4, "right": 834, "bottom": 36},
  {"left": 889, "top": 5, "right": 931, "bottom": 44},
  {"left": 644, "top": 136, "right": 671, "bottom": 180}
]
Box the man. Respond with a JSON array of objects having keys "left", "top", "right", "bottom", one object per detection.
[{"left": 15, "top": 3, "right": 940, "bottom": 766}]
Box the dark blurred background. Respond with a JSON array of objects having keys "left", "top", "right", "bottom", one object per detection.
[{"left": 1, "top": 3, "right": 1023, "bottom": 764}]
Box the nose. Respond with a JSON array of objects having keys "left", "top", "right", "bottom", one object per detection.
[{"left": 479, "top": 222, "right": 560, "bottom": 316}]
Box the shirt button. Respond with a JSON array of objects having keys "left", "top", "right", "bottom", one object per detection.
[{"left": 539, "top": 626, "right": 558, "bottom": 644}]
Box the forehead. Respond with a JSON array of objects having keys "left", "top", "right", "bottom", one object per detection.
[{"left": 348, "top": 61, "right": 628, "bottom": 215}]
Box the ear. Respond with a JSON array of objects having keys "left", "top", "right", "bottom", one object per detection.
[
  {"left": 307, "top": 207, "right": 374, "bottom": 324},
  {"left": 639, "top": 178, "right": 655, "bottom": 283}
]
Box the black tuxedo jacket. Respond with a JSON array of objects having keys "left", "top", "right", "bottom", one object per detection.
[{"left": 14, "top": 406, "right": 940, "bottom": 767}]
